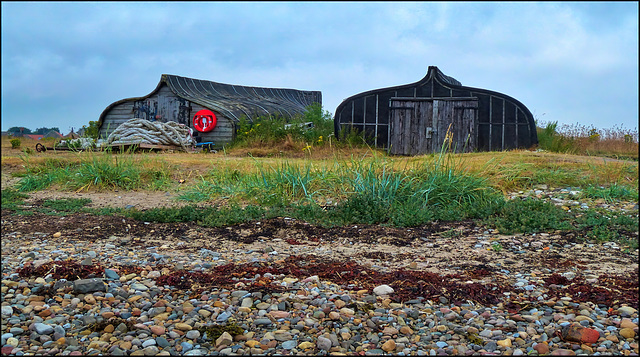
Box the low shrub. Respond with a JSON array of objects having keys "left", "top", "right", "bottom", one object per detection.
[
  {"left": 1, "top": 189, "right": 29, "bottom": 211},
  {"left": 485, "top": 198, "right": 574, "bottom": 234}
]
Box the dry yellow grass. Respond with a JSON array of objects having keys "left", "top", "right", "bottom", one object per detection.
[{"left": 2, "top": 136, "right": 637, "bottom": 194}]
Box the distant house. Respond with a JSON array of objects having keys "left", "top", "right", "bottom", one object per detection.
[
  {"left": 43, "top": 130, "right": 63, "bottom": 139},
  {"left": 23, "top": 134, "right": 44, "bottom": 141},
  {"left": 63, "top": 131, "right": 80, "bottom": 139}
]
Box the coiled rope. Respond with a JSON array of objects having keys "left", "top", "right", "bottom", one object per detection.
[{"left": 106, "top": 118, "right": 195, "bottom": 151}]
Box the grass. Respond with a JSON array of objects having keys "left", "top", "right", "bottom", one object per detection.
[
  {"left": 537, "top": 120, "right": 638, "bottom": 160},
  {"left": 12, "top": 150, "right": 176, "bottom": 192},
  {"left": 1, "top": 119, "right": 637, "bottom": 250},
  {"left": 38, "top": 198, "right": 93, "bottom": 216}
]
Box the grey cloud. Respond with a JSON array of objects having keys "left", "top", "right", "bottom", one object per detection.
[{"left": 1, "top": 2, "right": 637, "bottom": 133}]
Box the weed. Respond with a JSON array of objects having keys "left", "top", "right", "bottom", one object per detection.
[
  {"left": 230, "top": 103, "right": 334, "bottom": 151},
  {"left": 1, "top": 189, "right": 28, "bottom": 211},
  {"left": 15, "top": 152, "right": 175, "bottom": 192},
  {"left": 537, "top": 120, "right": 638, "bottom": 159},
  {"left": 441, "top": 228, "right": 463, "bottom": 238},
  {"left": 199, "top": 324, "right": 244, "bottom": 341},
  {"left": 580, "top": 184, "right": 638, "bottom": 203},
  {"left": 42, "top": 198, "right": 92, "bottom": 212},
  {"left": 10, "top": 138, "right": 21, "bottom": 149},
  {"left": 485, "top": 198, "right": 574, "bottom": 234},
  {"left": 536, "top": 121, "right": 576, "bottom": 154}
]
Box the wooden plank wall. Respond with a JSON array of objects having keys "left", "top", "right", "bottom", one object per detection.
[{"left": 99, "top": 91, "right": 236, "bottom": 145}]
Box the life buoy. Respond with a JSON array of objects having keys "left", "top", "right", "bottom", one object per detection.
[{"left": 193, "top": 109, "right": 217, "bottom": 132}]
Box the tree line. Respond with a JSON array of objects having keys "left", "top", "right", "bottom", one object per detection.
[{"left": 7, "top": 126, "right": 61, "bottom": 135}]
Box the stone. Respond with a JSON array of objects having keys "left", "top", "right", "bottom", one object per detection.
[
  {"left": 130, "top": 283, "right": 149, "bottom": 291},
  {"left": 618, "top": 306, "right": 637, "bottom": 316},
  {"left": 497, "top": 339, "right": 512, "bottom": 347},
  {"left": 399, "top": 326, "right": 413, "bottom": 335},
  {"left": 373, "top": 284, "right": 394, "bottom": 296},
  {"left": 550, "top": 349, "right": 576, "bottom": 356},
  {"left": 34, "top": 323, "right": 55, "bottom": 335},
  {"left": 198, "top": 309, "right": 211, "bottom": 318},
  {"left": 185, "top": 330, "right": 200, "bottom": 340},
  {"left": 156, "top": 337, "right": 170, "bottom": 348},
  {"left": 298, "top": 341, "right": 315, "bottom": 349},
  {"left": 317, "top": 335, "right": 332, "bottom": 351},
  {"left": 241, "top": 297, "right": 253, "bottom": 308},
  {"left": 104, "top": 269, "right": 120, "bottom": 280},
  {"left": 174, "top": 323, "right": 192, "bottom": 331},
  {"left": 620, "top": 328, "right": 636, "bottom": 339},
  {"left": 141, "top": 346, "right": 159, "bottom": 355},
  {"left": 269, "top": 311, "right": 289, "bottom": 319},
  {"left": 339, "top": 307, "right": 355, "bottom": 316},
  {"left": 182, "top": 302, "right": 194, "bottom": 313},
  {"left": 281, "top": 340, "right": 296, "bottom": 350},
  {"left": 382, "top": 339, "right": 396, "bottom": 352},
  {"left": 150, "top": 326, "right": 165, "bottom": 335},
  {"left": 73, "top": 278, "right": 106, "bottom": 293},
  {"left": 620, "top": 318, "right": 637, "bottom": 329},
  {"left": 383, "top": 327, "right": 399, "bottom": 335},
  {"left": 83, "top": 294, "right": 96, "bottom": 304},
  {"left": 2, "top": 306, "right": 14, "bottom": 316},
  {"left": 216, "top": 331, "right": 233, "bottom": 346}
]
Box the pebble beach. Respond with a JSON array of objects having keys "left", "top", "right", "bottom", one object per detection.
[{"left": 1, "top": 186, "right": 638, "bottom": 356}]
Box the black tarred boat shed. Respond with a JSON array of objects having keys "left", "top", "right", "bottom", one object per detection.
[{"left": 334, "top": 66, "right": 538, "bottom": 155}]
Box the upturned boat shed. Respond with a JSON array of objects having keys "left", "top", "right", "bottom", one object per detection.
[
  {"left": 334, "top": 66, "right": 538, "bottom": 155},
  {"left": 97, "top": 74, "right": 322, "bottom": 146}
]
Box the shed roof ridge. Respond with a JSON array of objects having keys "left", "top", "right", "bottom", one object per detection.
[
  {"left": 160, "top": 73, "right": 319, "bottom": 94},
  {"left": 426, "top": 66, "right": 462, "bottom": 87}
]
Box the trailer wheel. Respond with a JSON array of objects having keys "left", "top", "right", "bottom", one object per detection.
[{"left": 35, "top": 143, "right": 47, "bottom": 152}]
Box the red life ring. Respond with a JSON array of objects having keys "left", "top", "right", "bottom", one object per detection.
[{"left": 193, "top": 109, "right": 217, "bottom": 132}]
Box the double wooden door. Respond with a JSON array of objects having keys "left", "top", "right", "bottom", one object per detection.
[{"left": 388, "top": 98, "right": 478, "bottom": 155}]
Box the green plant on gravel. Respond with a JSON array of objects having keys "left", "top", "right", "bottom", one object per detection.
[
  {"left": 575, "top": 208, "right": 638, "bottom": 247},
  {"left": 42, "top": 198, "right": 92, "bottom": 212},
  {"left": 580, "top": 184, "right": 638, "bottom": 203},
  {"left": 1, "top": 189, "right": 29, "bottom": 211},
  {"left": 491, "top": 241, "right": 503, "bottom": 252},
  {"left": 485, "top": 198, "right": 574, "bottom": 234}
]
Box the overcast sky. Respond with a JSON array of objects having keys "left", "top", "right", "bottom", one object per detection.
[{"left": 2, "top": 1, "right": 638, "bottom": 135}]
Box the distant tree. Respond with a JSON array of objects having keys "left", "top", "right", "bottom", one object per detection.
[
  {"left": 82, "top": 121, "right": 100, "bottom": 140},
  {"left": 33, "top": 127, "right": 61, "bottom": 135},
  {"left": 7, "top": 127, "right": 32, "bottom": 135}
]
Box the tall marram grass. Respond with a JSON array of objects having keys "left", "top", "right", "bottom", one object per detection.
[
  {"left": 177, "top": 127, "right": 505, "bottom": 226},
  {"left": 537, "top": 120, "right": 638, "bottom": 160},
  {"left": 15, "top": 151, "right": 175, "bottom": 192}
]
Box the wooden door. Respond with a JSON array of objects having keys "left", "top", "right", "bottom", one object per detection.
[{"left": 389, "top": 98, "right": 478, "bottom": 155}]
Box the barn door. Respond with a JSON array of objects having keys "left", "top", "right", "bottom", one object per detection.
[{"left": 389, "top": 98, "right": 478, "bottom": 155}]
